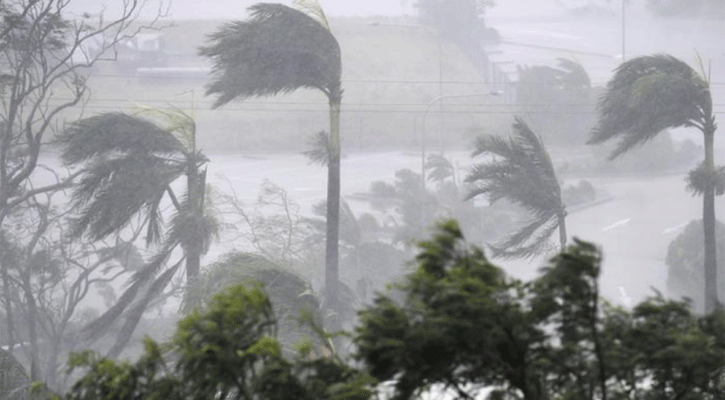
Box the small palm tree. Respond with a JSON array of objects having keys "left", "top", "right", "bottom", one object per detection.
[
  {"left": 199, "top": 1, "right": 344, "bottom": 311},
  {"left": 465, "top": 117, "right": 566, "bottom": 259},
  {"left": 588, "top": 54, "right": 721, "bottom": 312},
  {"left": 60, "top": 106, "right": 218, "bottom": 356}
]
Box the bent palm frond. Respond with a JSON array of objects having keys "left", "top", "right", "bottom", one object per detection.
[
  {"left": 292, "top": 0, "right": 330, "bottom": 30},
  {"left": 61, "top": 113, "right": 185, "bottom": 164},
  {"left": 466, "top": 117, "right": 565, "bottom": 259},
  {"left": 199, "top": 3, "right": 342, "bottom": 107},
  {"left": 302, "top": 130, "right": 330, "bottom": 166},
  {"left": 589, "top": 54, "right": 711, "bottom": 159},
  {"left": 555, "top": 58, "right": 591, "bottom": 88},
  {"left": 131, "top": 105, "right": 197, "bottom": 152},
  {"left": 68, "top": 153, "right": 184, "bottom": 243},
  {"left": 489, "top": 217, "right": 560, "bottom": 260}
]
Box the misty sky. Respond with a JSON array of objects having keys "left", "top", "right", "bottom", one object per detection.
[{"left": 67, "top": 0, "right": 597, "bottom": 20}]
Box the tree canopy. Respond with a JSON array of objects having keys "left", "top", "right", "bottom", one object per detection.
[
  {"left": 58, "top": 220, "right": 725, "bottom": 400},
  {"left": 355, "top": 220, "right": 725, "bottom": 400},
  {"left": 64, "top": 284, "right": 372, "bottom": 400}
]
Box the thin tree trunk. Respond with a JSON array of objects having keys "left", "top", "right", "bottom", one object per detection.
[
  {"left": 703, "top": 125, "right": 718, "bottom": 313},
  {"left": 325, "top": 93, "right": 342, "bottom": 314},
  {"left": 21, "top": 273, "right": 40, "bottom": 381},
  {"left": 184, "top": 165, "right": 204, "bottom": 281},
  {"left": 558, "top": 211, "right": 567, "bottom": 252},
  {"left": 1, "top": 260, "right": 15, "bottom": 355}
]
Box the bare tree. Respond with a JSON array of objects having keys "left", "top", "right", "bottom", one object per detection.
[
  {"left": 1, "top": 184, "right": 143, "bottom": 389},
  {"left": 0, "top": 0, "right": 167, "bottom": 381}
]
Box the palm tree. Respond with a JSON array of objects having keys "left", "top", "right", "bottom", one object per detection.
[
  {"left": 465, "top": 117, "right": 567, "bottom": 259},
  {"left": 588, "top": 54, "right": 721, "bottom": 312},
  {"left": 199, "top": 1, "right": 343, "bottom": 310},
  {"left": 60, "top": 106, "right": 218, "bottom": 356}
]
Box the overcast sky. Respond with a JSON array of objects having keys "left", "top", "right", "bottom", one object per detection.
[
  {"left": 67, "top": 0, "right": 583, "bottom": 20},
  {"left": 67, "top": 0, "right": 408, "bottom": 19}
]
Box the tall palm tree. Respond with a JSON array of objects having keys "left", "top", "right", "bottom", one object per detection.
[
  {"left": 60, "top": 107, "right": 218, "bottom": 356},
  {"left": 465, "top": 117, "right": 567, "bottom": 259},
  {"left": 198, "top": 1, "right": 343, "bottom": 310},
  {"left": 588, "top": 54, "right": 721, "bottom": 313}
]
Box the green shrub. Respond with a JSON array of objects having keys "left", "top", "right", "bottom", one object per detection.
[{"left": 666, "top": 219, "right": 725, "bottom": 313}]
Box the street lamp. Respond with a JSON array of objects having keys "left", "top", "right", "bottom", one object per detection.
[{"left": 421, "top": 92, "right": 501, "bottom": 190}]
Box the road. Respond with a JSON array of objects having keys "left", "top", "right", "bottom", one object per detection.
[{"left": 203, "top": 150, "right": 719, "bottom": 308}]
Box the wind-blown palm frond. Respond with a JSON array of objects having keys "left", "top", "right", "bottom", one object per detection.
[
  {"left": 310, "top": 198, "right": 361, "bottom": 247},
  {"left": 65, "top": 108, "right": 217, "bottom": 352},
  {"left": 199, "top": 3, "right": 342, "bottom": 107},
  {"left": 164, "top": 184, "right": 220, "bottom": 257},
  {"left": 588, "top": 54, "right": 711, "bottom": 159},
  {"left": 466, "top": 117, "right": 566, "bottom": 259},
  {"left": 302, "top": 130, "right": 330, "bottom": 166},
  {"left": 107, "top": 258, "right": 183, "bottom": 358},
  {"left": 78, "top": 248, "right": 175, "bottom": 345},
  {"left": 292, "top": 0, "right": 330, "bottom": 30},
  {"left": 181, "top": 251, "right": 330, "bottom": 357},
  {"left": 61, "top": 113, "right": 185, "bottom": 164},
  {"left": 425, "top": 153, "right": 454, "bottom": 184},
  {"left": 200, "top": 1, "right": 345, "bottom": 312},
  {"left": 589, "top": 53, "right": 720, "bottom": 312},
  {"left": 555, "top": 58, "right": 591, "bottom": 88},
  {"left": 489, "top": 217, "right": 559, "bottom": 260},
  {"left": 67, "top": 155, "right": 183, "bottom": 243},
  {"left": 132, "top": 105, "right": 197, "bottom": 152}
]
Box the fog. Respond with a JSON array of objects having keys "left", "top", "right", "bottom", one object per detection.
[{"left": 3, "top": 0, "right": 725, "bottom": 392}]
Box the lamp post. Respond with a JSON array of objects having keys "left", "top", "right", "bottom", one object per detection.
[{"left": 421, "top": 92, "right": 500, "bottom": 190}]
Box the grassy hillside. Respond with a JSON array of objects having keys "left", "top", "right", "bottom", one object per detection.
[{"left": 83, "top": 17, "right": 511, "bottom": 153}]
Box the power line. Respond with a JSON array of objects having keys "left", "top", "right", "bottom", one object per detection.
[
  {"left": 28, "top": 95, "right": 725, "bottom": 109},
  {"left": 58, "top": 103, "right": 725, "bottom": 116},
  {"left": 84, "top": 73, "right": 725, "bottom": 87}
]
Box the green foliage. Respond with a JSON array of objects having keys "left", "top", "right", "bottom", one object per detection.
[
  {"left": 686, "top": 163, "right": 725, "bottom": 196},
  {"left": 182, "top": 251, "right": 332, "bottom": 357},
  {"left": 65, "top": 285, "right": 372, "bottom": 400},
  {"left": 308, "top": 198, "right": 409, "bottom": 305},
  {"left": 0, "top": 349, "right": 33, "bottom": 400},
  {"left": 355, "top": 220, "right": 725, "bottom": 400},
  {"left": 666, "top": 219, "right": 725, "bottom": 313}
]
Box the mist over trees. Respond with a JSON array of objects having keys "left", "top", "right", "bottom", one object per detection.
[
  {"left": 0, "top": 0, "right": 723, "bottom": 397},
  {"left": 0, "top": 0, "right": 168, "bottom": 386},
  {"left": 65, "top": 221, "right": 725, "bottom": 400}
]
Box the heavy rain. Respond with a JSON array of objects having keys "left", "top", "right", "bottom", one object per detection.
[{"left": 1, "top": 0, "right": 724, "bottom": 398}]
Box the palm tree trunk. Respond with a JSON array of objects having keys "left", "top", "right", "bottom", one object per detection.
[
  {"left": 185, "top": 165, "right": 204, "bottom": 281},
  {"left": 558, "top": 211, "right": 567, "bottom": 252},
  {"left": 703, "top": 124, "right": 718, "bottom": 313},
  {"left": 325, "top": 92, "right": 342, "bottom": 313}
]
